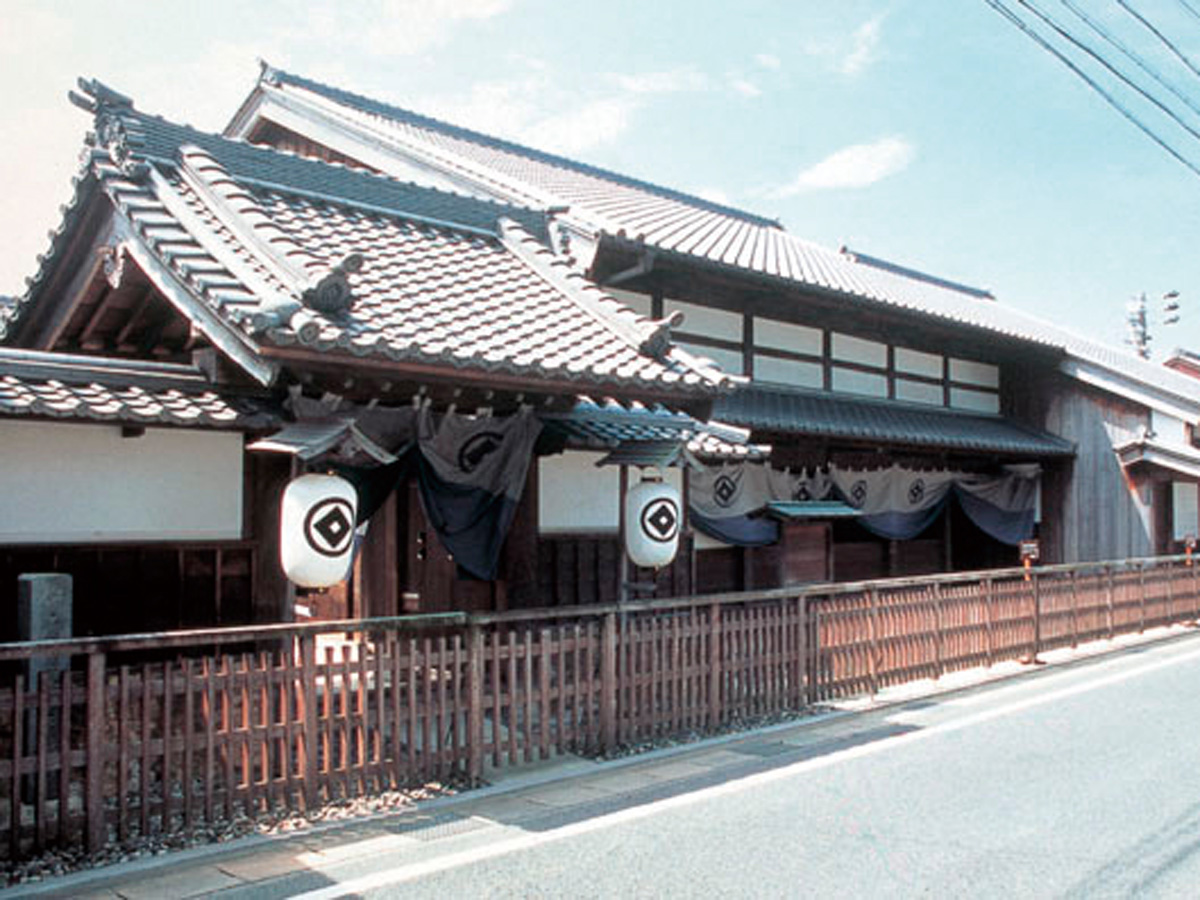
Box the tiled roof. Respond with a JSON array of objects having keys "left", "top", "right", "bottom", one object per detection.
[
  {"left": 9, "top": 82, "right": 732, "bottom": 399},
  {"left": 715, "top": 386, "right": 1076, "bottom": 459},
  {"left": 250, "top": 68, "right": 1060, "bottom": 348},
  {"left": 251, "top": 68, "right": 1200, "bottom": 415},
  {"left": 0, "top": 348, "right": 273, "bottom": 428},
  {"left": 544, "top": 397, "right": 768, "bottom": 460}
]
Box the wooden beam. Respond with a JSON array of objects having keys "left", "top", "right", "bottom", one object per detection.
[{"left": 114, "top": 286, "right": 157, "bottom": 352}]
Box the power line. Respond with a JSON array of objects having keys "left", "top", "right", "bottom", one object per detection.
[
  {"left": 982, "top": 0, "right": 1200, "bottom": 179},
  {"left": 1118, "top": 0, "right": 1200, "bottom": 81},
  {"left": 1177, "top": 0, "right": 1200, "bottom": 26},
  {"left": 1061, "top": 0, "right": 1200, "bottom": 122},
  {"left": 1013, "top": 0, "right": 1200, "bottom": 147}
]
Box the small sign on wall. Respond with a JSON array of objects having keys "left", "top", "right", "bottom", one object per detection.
[{"left": 1019, "top": 539, "right": 1040, "bottom": 562}]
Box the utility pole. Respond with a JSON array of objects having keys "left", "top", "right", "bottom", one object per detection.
[{"left": 1126, "top": 291, "right": 1180, "bottom": 359}]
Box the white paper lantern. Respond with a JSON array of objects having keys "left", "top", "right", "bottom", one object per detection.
[
  {"left": 280, "top": 474, "right": 358, "bottom": 588},
  {"left": 625, "top": 478, "right": 681, "bottom": 569}
]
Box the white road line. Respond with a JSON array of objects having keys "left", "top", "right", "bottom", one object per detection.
[{"left": 293, "top": 640, "right": 1200, "bottom": 899}]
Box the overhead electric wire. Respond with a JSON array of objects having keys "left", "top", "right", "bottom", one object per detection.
[
  {"left": 1117, "top": 0, "right": 1200, "bottom": 81},
  {"left": 1013, "top": 0, "right": 1200, "bottom": 147},
  {"left": 1062, "top": 0, "right": 1200, "bottom": 121},
  {"left": 982, "top": 0, "right": 1200, "bottom": 179},
  {"left": 1177, "top": 0, "right": 1200, "bottom": 25}
]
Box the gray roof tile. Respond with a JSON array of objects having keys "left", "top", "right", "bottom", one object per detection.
[
  {"left": 12, "top": 90, "right": 732, "bottom": 397},
  {"left": 0, "top": 348, "right": 273, "bottom": 429},
  {"left": 715, "top": 386, "right": 1075, "bottom": 459},
  {"left": 256, "top": 68, "right": 1200, "bottom": 415}
]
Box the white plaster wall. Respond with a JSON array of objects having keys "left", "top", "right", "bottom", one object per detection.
[
  {"left": 539, "top": 451, "right": 620, "bottom": 533},
  {"left": 1173, "top": 482, "right": 1198, "bottom": 541},
  {"left": 0, "top": 420, "right": 244, "bottom": 543}
]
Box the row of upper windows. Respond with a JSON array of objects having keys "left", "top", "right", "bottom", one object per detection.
[{"left": 611, "top": 290, "right": 1001, "bottom": 415}]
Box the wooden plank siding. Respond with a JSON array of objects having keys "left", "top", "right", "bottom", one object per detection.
[
  {"left": 0, "top": 556, "right": 1194, "bottom": 861},
  {"left": 1043, "top": 380, "right": 1156, "bottom": 564}
]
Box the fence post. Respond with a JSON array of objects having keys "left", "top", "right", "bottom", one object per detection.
[
  {"left": 1106, "top": 565, "right": 1115, "bottom": 640},
  {"left": 600, "top": 612, "right": 617, "bottom": 752},
  {"left": 984, "top": 578, "right": 994, "bottom": 667},
  {"left": 708, "top": 601, "right": 722, "bottom": 729},
  {"left": 300, "top": 633, "right": 318, "bottom": 811},
  {"left": 85, "top": 651, "right": 106, "bottom": 855},
  {"left": 868, "top": 588, "right": 879, "bottom": 697},
  {"left": 467, "top": 623, "right": 484, "bottom": 786},
  {"left": 933, "top": 582, "right": 944, "bottom": 679},
  {"left": 1070, "top": 571, "right": 1079, "bottom": 648},
  {"left": 1194, "top": 555, "right": 1199, "bottom": 622},
  {"left": 1029, "top": 573, "right": 1041, "bottom": 664},
  {"left": 1139, "top": 562, "right": 1147, "bottom": 634}
]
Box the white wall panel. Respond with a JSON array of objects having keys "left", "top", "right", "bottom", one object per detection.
[
  {"left": 895, "top": 347, "right": 943, "bottom": 378},
  {"left": 831, "top": 333, "right": 887, "bottom": 367},
  {"left": 753, "top": 354, "right": 824, "bottom": 389},
  {"left": 753, "top": 319, "right": 822, "bottom": 356},
  {"left": 0, "top": 421, "right": 243, "bottom": 544},
  {"left": 538, "top": 451, "right": 620, "bottom": 533},
  {"left": 950, "top": 358, "right": 1000, "bottom": 388},
  {"left": 1173, "top": 482, "right": 1198, "bottom": 541},
  {"left": 665, "top": 299, "right": 743, "bottom": 342},
  {"left": 832, "top": 367, "right": 888, "bottom": 398}
]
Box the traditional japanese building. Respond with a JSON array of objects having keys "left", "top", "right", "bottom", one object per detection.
[
  {"left": 5, "top": 69, "right": 1200, "bottom": 638},
  {"left": 223, "top": 64, "right": 1200, "bottom": 589},
  {"left": 0, "top": 80, "right": 741, "bottom": 635}
]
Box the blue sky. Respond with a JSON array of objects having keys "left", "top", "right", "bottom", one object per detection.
[{"left": 4, "top": 1, "right": 1200, "bottom": 358}]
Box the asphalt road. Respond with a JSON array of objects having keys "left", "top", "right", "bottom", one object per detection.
[{"left": 258, "top": 634, "right": 1200, "bottom": 900}]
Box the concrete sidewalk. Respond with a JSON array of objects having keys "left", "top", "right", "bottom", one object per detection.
[{"left": 4, "top": 622, "right": 1196, "bottom": 900}]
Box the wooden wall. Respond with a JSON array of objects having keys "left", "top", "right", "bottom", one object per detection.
[{"left": 1041, "top": 379, "right": 1155, "bottom": 563}]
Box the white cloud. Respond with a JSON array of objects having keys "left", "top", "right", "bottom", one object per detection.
[
  {"left": 730, "top": 77, "right": 762, "bottom": 98},
  {"left": 839, "top": 16, "right": 883, "bottom": 76},
  {"left": 778, "top": 136, "right": 915, "bottom": 195},
  {"left": 609, "top": 67, "right": 708, "bottom": 95},
  {"left": 526, "top": 97, "right": 638, "bottom": 155},
  {"left": 755, "top": 53, "right": 782, "bottom": 71},
  {"left": 282, "top": 0, "right": 514, "bottom": 57},
  {"left": 695, "top": 186, "right": 731, "bottom": 206}
]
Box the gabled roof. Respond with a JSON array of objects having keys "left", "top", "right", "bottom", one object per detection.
[
  {"left": 0, "top": 347, "right": 273, "bottom": 429},
  {"left": 6, "top": 80, "right": 733, "bottom": 403},
  {"left": 233, "top": 66, "right": 1200, "bottom": 423}
]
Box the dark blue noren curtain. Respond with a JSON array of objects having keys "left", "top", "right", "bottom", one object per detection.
[{"left": 689, "top": 508, "right": 779, "bottom": 547}]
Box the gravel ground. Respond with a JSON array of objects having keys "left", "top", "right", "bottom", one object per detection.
[{"left": 2, "top": 706, "right": 823, "bottom": 887}]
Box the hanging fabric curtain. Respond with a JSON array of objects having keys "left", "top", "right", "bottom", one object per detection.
[
  {"left": 415, "top": 407, "right": 543, "bottom": 580},
  {"left": 689, "top": 461, "right": 779, "bottom": 547},
  {"left": 830, "top": 465, "right": 957, "bottom": 541},
  {"left": 953, "top": 468, "right": 1040, "bottom": 546}
]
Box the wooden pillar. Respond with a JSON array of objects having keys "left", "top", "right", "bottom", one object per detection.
[
  {"left": 358, "top": 491, "right": 399, "bottom": 618},
  {"left": 249, "top": 453, "right": 296, "bottom": 624}
]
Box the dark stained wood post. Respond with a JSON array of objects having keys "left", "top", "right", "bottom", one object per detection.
[
  {"left": 85, "top": 651, "right": 106, "bottom": 855},
  {"left": 1031, "top": 572, "right": 1041, "bottom": 662},
  {"left": 933, "top": 582, "right": 944, "bottom": 679},
  {"left": 1070, "top": 570, "right": 1079, "bottom": 648},
  {"left": 1139, "top": 562, "right": 1147, "bottom": 633},
  {"left": 300, "top": 634, "right": 318, "bottom": 810},
  {"left": 467, "top": 623, "right": 484, "bottom": 785},
  {"left": 708, "top": 601, "right": 722, "bottom": 729},
  {"left": 1106, "top": 564, "right": 1115, "bottom": 640},
  {"left": 868, "top": 587, "right": 879, "bottom": 697},
  {"left": 985, "top": 578, "right": 994, "bottom": 667},
  {"left": 601, "top": 611, "right": 617, "bottom": 751}
]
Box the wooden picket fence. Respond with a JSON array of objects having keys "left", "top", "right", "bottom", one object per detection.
[{"left": 1, "top": 555, "right": 1197, "bottom": 861}]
